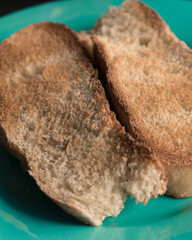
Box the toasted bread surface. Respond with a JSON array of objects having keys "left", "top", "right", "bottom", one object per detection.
[{"left": 90, "top": 0, "right": 192, "bottom": 197}]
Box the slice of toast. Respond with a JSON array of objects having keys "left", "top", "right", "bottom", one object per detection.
[
  {"left": 0, "top": 22, "right": 166, "bottom": 225},
  {"left": 88, "top": 0, "right": 192, "bottom": 198}
]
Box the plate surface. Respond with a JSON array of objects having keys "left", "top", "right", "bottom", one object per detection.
[{"left": 0, "top": 1, "right": 192, "bottom": 239}]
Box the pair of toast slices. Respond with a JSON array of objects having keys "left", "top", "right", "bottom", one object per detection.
[{"left": 0, "top": 0, "right": 191, "bottom": 226}]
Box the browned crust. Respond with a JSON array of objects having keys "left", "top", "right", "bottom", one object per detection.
[
  {"left": 0, "top": 22, "right": 109, "bottom": 226},
  {"left": 92, "top": 1, "right": 192, "bottom": 168}
]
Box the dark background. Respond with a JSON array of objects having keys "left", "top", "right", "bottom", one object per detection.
[{"left": 0, "top": 1, "right": 52, "bottom": 17}]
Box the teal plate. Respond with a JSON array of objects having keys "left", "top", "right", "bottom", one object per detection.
[{"left": 0, "top": 1, "right": 192, "bottom": 239}]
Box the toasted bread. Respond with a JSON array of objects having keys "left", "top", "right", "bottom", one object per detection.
[
  {"left": 88, "top": 0, "right": 192, "bottom": 198},
  {"left": 0, "top": 22, "right": 166, "bottom": 225}
]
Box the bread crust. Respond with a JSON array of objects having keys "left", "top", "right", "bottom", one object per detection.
[
  {"left": 92, "top": 1, "right": 192, "bottom": 168},
  {"left": 0, "top": 22, "right": 117, "bottom": 226}
]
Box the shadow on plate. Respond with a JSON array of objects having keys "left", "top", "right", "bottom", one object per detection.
[{"left": 0, "top": 144, "right": 83, "bottom": 226}]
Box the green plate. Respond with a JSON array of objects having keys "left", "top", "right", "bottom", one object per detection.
[{"left": 0, "top": 1, "right": 192, "bottom": 239}]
